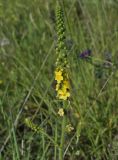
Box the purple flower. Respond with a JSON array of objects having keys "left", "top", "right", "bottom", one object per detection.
[{"left": 79, "top": 49, "right": 91, "bottom": 58}]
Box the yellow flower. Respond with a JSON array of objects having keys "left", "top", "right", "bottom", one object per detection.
[
  {"left": 63, "top": 80, "right": 70, "bottom": 89},
  {"left": 57, "top": 89, "right": 70, "bottom": 100},
  {"left": 58, "top": 108, "right": 64, "bottom": 116},
  {"left": 54, "top": 69, "right": 70, "bottom": 100},
  {"left": 66, "top": 124, "right": 74, "bottom": 133},
  {"left": 55, "top": 70, "right": 63, "bottom": 82},
  {"left": 59, "top": 92, "right": 70, "bottom": 100}
]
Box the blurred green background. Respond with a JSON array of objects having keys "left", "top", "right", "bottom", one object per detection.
[{"left": 0, "top": 0, "right": 118, "bottom": 159}]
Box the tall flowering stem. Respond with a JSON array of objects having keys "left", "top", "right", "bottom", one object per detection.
[
  {"left": 55, "top": 4, "right": 71, "bottom": 160},
  {"left": 55, "top": 5, "right": 70, "bottom": 101}
]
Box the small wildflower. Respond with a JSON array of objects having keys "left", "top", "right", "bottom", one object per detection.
[
  {"left": 63, "top": 80, "right": 70, "bottom": 89},
  {"left": 66, "top": 124, "right": 74, "bottom": 133},
  {"left": 55, "top": 70, "right": 63, "bottom": 82},
  {"left": 79, "top": 49, "right": 91, "bottom": 59},
  {"left": 57, "top": 89, "right": 70, "bottom": 100},
  {"left": 58, "top": 108, "right": 64, "bottom": 116}
]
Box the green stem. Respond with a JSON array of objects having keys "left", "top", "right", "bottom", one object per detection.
[
  {"left": 59, "top": 115, "right": 66, "bottom": 160},
  {"left": 54, "top": 124, "right": 58, "bottom": 160}
]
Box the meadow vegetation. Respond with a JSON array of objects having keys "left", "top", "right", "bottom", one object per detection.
[{"left": 0, "top": 0, "right": 118, "bottom": 159}]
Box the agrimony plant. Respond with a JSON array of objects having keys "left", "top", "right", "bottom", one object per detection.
[{"left": 54, "top": 4, "right": 70, "bottom": 101}]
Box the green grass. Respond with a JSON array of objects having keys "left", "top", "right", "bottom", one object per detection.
[{"left": 0, "top": 0, "right": 118, "bottom": 159}]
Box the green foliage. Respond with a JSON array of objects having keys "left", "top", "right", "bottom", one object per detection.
[{"left": 0, "top": 0, "right": 118, "bottom": 159}]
